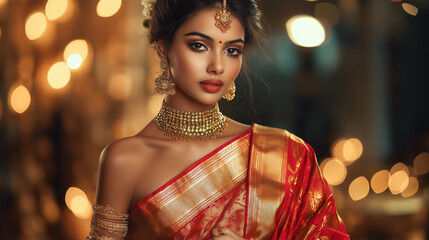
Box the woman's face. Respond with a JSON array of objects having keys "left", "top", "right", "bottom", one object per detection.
[{"left": 162, "top": 7, "right": 245, "bottom": 106}]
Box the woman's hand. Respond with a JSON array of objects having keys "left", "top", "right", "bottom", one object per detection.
[{"left": 208, "top": 227, "right": 253, "bottom": 240}]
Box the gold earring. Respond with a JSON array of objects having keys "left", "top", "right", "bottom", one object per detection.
[
  {"left": 154, "top": 57, "right": 176, "bottom": 95},
  {"left": 222, "top": 82, "right": 235, "bottom": 101}
]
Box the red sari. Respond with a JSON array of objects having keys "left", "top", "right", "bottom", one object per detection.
[{"left": 127, "top": 124, "right": 349, "bottom": 240}]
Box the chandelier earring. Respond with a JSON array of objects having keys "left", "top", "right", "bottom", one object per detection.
[
  {"left": 154, "top": 56, "right": 176, "bottom": 95},
  {"left": 222, "top": 81, "right": 236, "bottom": 101}
]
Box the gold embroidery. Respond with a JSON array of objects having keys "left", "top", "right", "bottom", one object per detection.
[
  {"left": 87, "top": 204, "right": 129, "bottom": 240},
  {"left": 316, "top": 236, "right": 329, "bottom": 240},
  {"left": 288, "top": 175, "right": 294, "bottom": 185},
  {"left": 309, "top": 192, "right": 323, "bottom": 211}
]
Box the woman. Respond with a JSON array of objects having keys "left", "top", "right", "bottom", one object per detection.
[{"left": 88, "top": 0, "right": 350, "bottom": 239}]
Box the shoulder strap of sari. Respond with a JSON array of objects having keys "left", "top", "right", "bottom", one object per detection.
[{"left": 244, "top": 124, "right": 289, "bottom": 239}]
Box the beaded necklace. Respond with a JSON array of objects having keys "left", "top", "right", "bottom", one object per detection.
[{"left": 154, "top": 100, "right": 229, "bottom": 141}]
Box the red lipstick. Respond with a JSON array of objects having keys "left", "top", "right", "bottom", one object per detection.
[{"left": 199, "top": 79, "right": 224, "bottom": 93}]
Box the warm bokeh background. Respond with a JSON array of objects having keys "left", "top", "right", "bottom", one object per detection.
[{"left": 0, "top": 0, "right": 428, "bottom": 239}]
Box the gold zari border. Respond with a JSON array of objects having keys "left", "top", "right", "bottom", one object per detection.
[
  {"left": 132, "top": 132, "right": 251, "bottom": 237},
  {"left": 246, "top": 124, "right": 289, "bottom": 239}
]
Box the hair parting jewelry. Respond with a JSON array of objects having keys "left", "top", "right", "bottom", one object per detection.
[
  {"left": 154, "top": 100, "right": 229, "bottom": 141},
  {"left": 215, "top": 0, "right": 232, "bottom": 33},
  {"left": 222, "top": 81, "right": 236, "bottom": 101}
]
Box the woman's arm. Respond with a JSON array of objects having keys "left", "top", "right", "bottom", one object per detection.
[{"left": 88, "top": 139, "right": 142, "bottom": 240}]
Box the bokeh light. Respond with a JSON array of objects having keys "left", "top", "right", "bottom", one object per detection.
[
  {"left": 67, "top": 54, "right": 83, "bottom": 69},
  {"left": 349, "top": 176, "right": 370, "bottom": 201},
  {"left": 96, "top": 0, "right": 122, "bottom": 18},
  {"left": 45, "top": 0, "right": 68, "bottom": 21},
  {"left": 65, "top": 187, "right": 92, "bottom": 219},
  {"left": 71, "top": 196, "right": 89, "bottom": 214},
  {"left": 343, "top": 138, "right": 363, "bottom": 163},
  {"left": 413, "top": 152, "right": 429, "bottom": 175},
  {"left": 63, "top": 39, "right": 89, "bottom": 67},
  {"left": 47, "top": 61, "right": 71, "bottom": 89},
  {"left": 25, "top": 12, "right": 48, "bottom": 40},
  {"left": 108, "top": 73, "right": 132, "bottom": 100},
  {"left": 286, "top": 15, "right": 325, "bottom": 47},
  {"left": 370, "top": 170, "right": 390, "bottom": 194},
  {"left": 401, "top": 177, "right": 419, "bottom": 198},
  {"left": 389, "top": 170, "right": 409, "bottom": 195},
  {"left": 331, "top": 138, "right": 363, "bottom": 165},
  {"left": 391, "top": 162, "right": 409, "bottom": 176},
  {"left": 402, "top": 3, "right": 418, "bottom": 16},
  {"left": 321, "top": 157, "right": 347, "bottom": 185},
  {"left": 9, "top": 85, "right": 31, "bottom": 114}
]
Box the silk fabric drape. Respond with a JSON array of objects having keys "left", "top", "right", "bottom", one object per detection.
[
  {"left": 249, "top": 125, "right": 349, "bottom": 240},
  {"left": 126, "top": 124, "right": 349, "bottom": 240}
]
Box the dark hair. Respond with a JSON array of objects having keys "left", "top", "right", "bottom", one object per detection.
[{"left": 144, "top": 0, "right": 265, "bottom": 51}]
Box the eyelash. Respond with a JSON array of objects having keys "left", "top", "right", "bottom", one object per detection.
[{"left": 188, "top": 42, "right": 243, "bottom": 57}]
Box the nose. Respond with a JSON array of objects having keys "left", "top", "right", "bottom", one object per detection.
[{"left": 207, "top": 51, "right": 224, "bottom": 75}]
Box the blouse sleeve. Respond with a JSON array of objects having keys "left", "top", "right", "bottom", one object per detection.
[{"left": 271, "top": 141, "right": 350, "bottom": 240}]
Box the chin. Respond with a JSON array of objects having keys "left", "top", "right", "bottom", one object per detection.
[
  {"left": 198, "top": 98, "right": 222, "bottom": 106},
  {"left": 194, "top": 95, "right": 223, "bottom": 106}
]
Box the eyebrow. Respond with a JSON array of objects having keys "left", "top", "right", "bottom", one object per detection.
[{"left": 184, "top": 32, "right": 244, "bottom": 44}]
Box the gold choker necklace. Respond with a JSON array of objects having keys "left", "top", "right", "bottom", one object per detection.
[{"left": 154, "top": 100, "right": 228, "bottom": 141}]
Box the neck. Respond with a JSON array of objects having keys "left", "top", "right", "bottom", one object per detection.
[{"left": 154, "top": 99, "right": 228, "bottom": 141}]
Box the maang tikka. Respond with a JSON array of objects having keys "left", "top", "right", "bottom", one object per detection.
[
  {"left": 215, "top": 0, "right": 232, "bottom": 33},
  {"left": 154, "top": 56, "right": 176, "bottom": 95}
]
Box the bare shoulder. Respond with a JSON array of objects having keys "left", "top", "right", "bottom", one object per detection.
[
  {"left": 98, "top": 131, "right": 169, "bottom": 179},
  {"left": 224, "top": 118, "right": 251, "bottom": 137},
  {"left": 100, "top": 136, "right": 147, "bottom": 170},
  {"left": 96, "top": 135, "right": 157, "bottom": 211}
]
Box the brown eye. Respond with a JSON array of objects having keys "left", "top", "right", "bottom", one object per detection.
[
  {"left": 189, "top": 42, "right": 207, "bottom": 51},
  {"left": 225, "top": 48, "right": 243, "bottom": 56}
]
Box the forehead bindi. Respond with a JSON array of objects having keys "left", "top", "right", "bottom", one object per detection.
[{"left": 177, "top": 8, "right": 244, "bottom": 43}]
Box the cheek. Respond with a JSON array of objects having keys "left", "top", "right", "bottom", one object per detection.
[
  {"left": 170, "top": 48, "right": 205, "bottom": 80},
  {"left": 226, "top": 58, "right": 242, "bottom": 81}
]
